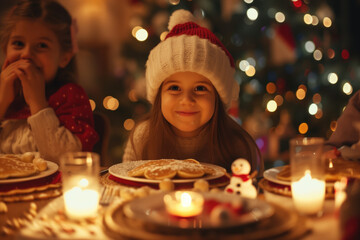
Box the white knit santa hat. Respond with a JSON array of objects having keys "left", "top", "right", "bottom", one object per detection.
[{"left": 145, "top": 9, "right": 239, "bottom": 109}]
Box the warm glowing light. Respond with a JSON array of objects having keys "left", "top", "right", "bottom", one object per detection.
[
  {"left": 266, "top": 100, "right": 277, "bottom": 112},
  {"left": 298, "top": 123, "right": 308, "bottom": 134},
  {"left": 305, "top": 41, "right": 315, "bottom": 53},
  {"left": 327, "top": 73, "right": 338, "bottom": 84},
  {"left": 103, "top": 96, "right": 112, "bottom": 109},
  {"left": 160, "top": 31, "right": 168, "bottom": 41},
  {"left": 323, "top": 17, "right": 332, "bottom": 27},
  {"left": 247, "top": 8, "right": 258, "bottom": 21},
  {"left": 274, "top": 95, "right": 284, "bottom": 106},
  {"left": 330, "top": 121, "right": 337, "bottom": 132},
  {"left": 315, "top": 109, "right": 323, "bottom": 119},
  {"left": 169, "top": 0, "right": 180, "bottom": 5},
  {"left": 327, "top": 49, "right": 335, "bottom": 59},
  {"left": 308, "top": 103, "right": 318, "bottom": 115},
  {"left": 107, "top": 97, "right": 119, "bottom": 111},
  {"left": 135, "top": 28, "right": 148, "bottom": 41},
  {"left": 312, "top": 93, "right": 321, "bottom": 104},
  {"left": 291, "top": 170, "right": 326, "bottom": 215},
  {"left": 239, "top": 60, "right": 250, "bottom": 71},
  {"left": 298, "top": 84, "right": 307, "bottom": 91},
  {"left": 275, "top": 12, "right": 285, "bottom": 23},
  {"left": 266, "top": 82, "right": 276, "bottom": 94},
  {"left": 131, "top": 26, "right": 142, "bottom": 37},
  {"left": 244, "top": 0, "right": 254, "bottom": 3},
  {"left": 64, "top": 187, "right": 99, "bottom": 219},
  {"left": 128, "top": 89, "right": 138, "bottom": 102},
  {"left": 79, "top": 178, "right": 89, "bottom": 188},
  {"left": 245, "top": 65, "right": 256, "bottom": 77},
  {"left": 89, "top": 99, "right": 96, "bottom": 111},
  {"left": 123, "top": 119, "right": 135, "bottom": 131},
  {"left": 304, "top": 14, "right": 313, "bottom": 25},
  {"left": 343, "top": 82, "right": 353, "bottom": 95},
  {"left": 296, "top": 89, "right": 306, "bottom": 100},
  {"left": 313, "top": 49, "right": 323, "bottom": 61},
  {"left": 311, "top": 15, "right": 319, "bottom": 25},
  {"left": 163, "top": 191, "right": 204, "bottom": 217}
]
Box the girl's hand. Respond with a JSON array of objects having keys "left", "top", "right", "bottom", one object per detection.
[
  {"left": 14, "top": 59, "right": 48, "bottom": 115},
  {"left": 0, "top": 58, "right": 21, "bottom": 106},
  {"left": 0, "top": 58, "right": 22, "bottom": 118}
]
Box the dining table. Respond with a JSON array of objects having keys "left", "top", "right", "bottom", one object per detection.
[{"left": 0, "top": 163, "right": 345, "bottom": 240}]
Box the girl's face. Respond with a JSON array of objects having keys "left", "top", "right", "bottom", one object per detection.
[
  {"left": 5, "top": 19, "right": 72, "bottom": 83},
  {"left": 161, "top": 71, "right": 216, "bottom": 137}
]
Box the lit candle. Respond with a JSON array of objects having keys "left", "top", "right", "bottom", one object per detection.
[
  {"left": 163, "top": 191, "right": 204, "bottom": 217},
  {"left": 60, "top": 152, "right": 100, "bottom": 220},
  {"left": 64, "top": 187, "right": 99, "bottom": 219},
  {"left": 291, "top": 170, "right": 325, "bottom": 215}
]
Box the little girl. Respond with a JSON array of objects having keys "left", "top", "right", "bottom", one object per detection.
[
  {"left": 0, "top": 0, "right": 98, "bottom": 163},
  {"left": 123, "top": 9, "right": 263, "bottom": 175}
]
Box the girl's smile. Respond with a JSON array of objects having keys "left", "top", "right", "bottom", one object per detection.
[{"left": 161, "top": 71, "right": 216, "bottom": 138}]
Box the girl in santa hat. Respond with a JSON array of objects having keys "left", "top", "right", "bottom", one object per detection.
[{"left": 123, "top": 9, "right": 263, "bottom": 175}]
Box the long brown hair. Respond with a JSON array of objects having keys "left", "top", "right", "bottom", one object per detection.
[
  {"left": 0, "top": 0, "right": 77, "bottom": 116},
  {"left": 130, "top": 83, "right": 264, "bottom": 174}
]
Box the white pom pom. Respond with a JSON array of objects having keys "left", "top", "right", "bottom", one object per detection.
[{"left": 168, "top": 9, "right": 196, "bottom": 30}]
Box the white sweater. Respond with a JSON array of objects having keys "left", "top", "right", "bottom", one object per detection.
[{"left": 0, "top": 107, "right": 81, "bottom": 163}]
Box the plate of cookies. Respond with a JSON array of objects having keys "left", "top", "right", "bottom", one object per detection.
[
  {"left": 109, "top": 159, "right": 226, "bottom": 184},
  {"left": 0, "top": 152, "right": 58, "bottom": 184}
]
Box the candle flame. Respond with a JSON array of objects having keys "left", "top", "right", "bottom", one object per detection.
[
  {"left": 180, "top": 192, "right": 192, "bottom": 207},
  {"left": 79, "top": 178, "right": 89, "bottom": 188},
  {"left": 304, "top": 170, "right": 312, "bottom": 181},
  {"left": 329, "top": 159, "right": 333, "bottom": 168}
]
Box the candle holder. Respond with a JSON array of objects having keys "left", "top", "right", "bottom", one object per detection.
[
  {"left": 290, "top": 137, "right": 325, "bottom": 216},
  {"left": 60, "top": 152, "right": 100, "bottom": 220},
  {"left": 163, "top": 191, "right": 204, "bottom": 218}
]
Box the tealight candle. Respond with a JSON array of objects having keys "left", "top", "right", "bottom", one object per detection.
[
  {"left": 163, "top": 191, "right": 204, "bottom": 218},
  {"left": 291, "top": 170, "right": 325, "bottom": 215},
  {"left": 60, "top": 152, "right": 100, "bottom": 219}
]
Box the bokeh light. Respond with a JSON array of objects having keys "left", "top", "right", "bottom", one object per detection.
[
  {"left": 247, "top": 8, "right": 259, "bottom": 21},
  {"left": 298, "top": 123, "right": 308, "bottom": 134},
  {"left": 123, "top": 118, "right": 135, "bottom": 131},
  {"left": 89, "top": 99, "right": 96, "bottom": 111}
]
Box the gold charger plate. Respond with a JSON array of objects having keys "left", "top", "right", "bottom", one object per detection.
[{"left": 103, "top": 195, "right": 309, "bottom": 240}]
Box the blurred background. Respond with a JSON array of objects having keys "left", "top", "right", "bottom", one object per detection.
[{"left": 1, "top": 0, "right": 360, "bottom": 168}]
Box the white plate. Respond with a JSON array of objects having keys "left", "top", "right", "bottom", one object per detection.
[
  {"left": 263, "top": 166, "right": 333, "bottom": 187},
  {"left": 123, "top": 192, "right": 274, "bottom": 229},
  {"left": 109, "top": 160, "right": 226, "bottom": 184},
  {"left": 0, "top": 161, "right": 58, "bottom": 184},
  {"left": 263, "top": 166, "right": 290, "bottom": 186}
]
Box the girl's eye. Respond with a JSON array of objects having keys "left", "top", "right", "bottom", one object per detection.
[
  {"left": 11, "top": 40, "right": 24, "bottom": 48},
  {"left": 168, "top": 85, "right": 180, "bottom": 91},
  {"left": 37, "top": 42, "right": 49, "bottom": 49},
  {"left": 195, "top": 85, "right": 208, "bottom": 91}
]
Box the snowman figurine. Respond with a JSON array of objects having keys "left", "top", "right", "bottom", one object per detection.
[{"left": 225, "top": 158, "right": 257, "bottom": 199}]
